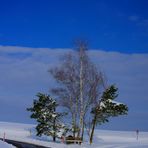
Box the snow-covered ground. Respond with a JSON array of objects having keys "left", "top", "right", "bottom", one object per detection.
[
  {"left": 0, "top": 121, "right": 148, "bottom": 148},
  {"left": 0, "top": 140, "right": 14, "bottom": 148}
]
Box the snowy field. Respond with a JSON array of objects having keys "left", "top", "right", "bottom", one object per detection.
[
  {"left": 0, "top": 140, "right": 14, "bottom": 148},
  {"left": 0, "top": 121, "right": 148, "bottom": 148}
]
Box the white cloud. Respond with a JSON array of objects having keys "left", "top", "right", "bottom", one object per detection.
[{"left": 0, "top": 46, "right": 148, "bottom": 130}]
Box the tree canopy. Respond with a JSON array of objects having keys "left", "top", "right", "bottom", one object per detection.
[{"left": 27, "top": 93, "right": 67, "bottom": 141}]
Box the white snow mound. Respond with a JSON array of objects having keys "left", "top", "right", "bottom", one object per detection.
[{"left": 0, "top": 121, "right": 148, "bottom": 148}]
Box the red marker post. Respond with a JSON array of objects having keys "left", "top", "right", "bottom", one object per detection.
[{"left": 61, "top": 135, "right": 65, "bottom": 143}]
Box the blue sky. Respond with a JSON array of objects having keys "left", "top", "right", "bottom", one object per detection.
[
  {"left": 0, "top": 0, "right": 148, "bottom": 53},
  {"left": 0, "top": 0, "right": 148, "bottom": 131}
]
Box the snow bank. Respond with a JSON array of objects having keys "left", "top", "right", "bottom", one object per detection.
[
  {"left": 0, "top": 140, "right": 14, "bottom": 148},
  {"left": 0, "top": 121, "right": 148, "bottom": 148}
]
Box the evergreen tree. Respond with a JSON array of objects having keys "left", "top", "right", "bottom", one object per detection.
[
  {"left": 27, "top": 93, "right": 66, "bottom": 142},
  {"left": 89, "top": 85, "right": 128, "bottom": 144}
]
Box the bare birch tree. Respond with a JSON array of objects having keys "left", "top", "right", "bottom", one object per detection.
[
  {"left": 49, "top": 41, "right": 105, "bottom": 140},
  {"left": 50, "top": 53, "right": 80, "bottom": 137}
]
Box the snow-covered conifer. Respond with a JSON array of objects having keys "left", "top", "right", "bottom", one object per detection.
[
  {"left": 90, "top": 85, "right": 128, "bottom": 144},
  {"left": 27, "top": 93, "right": 67, "bottom": 142}
]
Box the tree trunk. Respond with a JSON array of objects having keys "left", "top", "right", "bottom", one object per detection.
[
  {"left": 72, "top": 113, "right": 76, "bottom": 138},
  {"left": 53, "top": 106, "right": 56, "bottom": 142},
  {"left": 79, "top": 47, "right": 84, "bottom": 139},
  {"left": 81, "top": 119, "right": 85, "bottom": 141},
  {"left": 90, "top": 113, "right": 97, "bottom": 144},
  {"left": 53, "top": 135, "right": 56, "bottom": 142}
]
